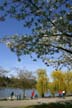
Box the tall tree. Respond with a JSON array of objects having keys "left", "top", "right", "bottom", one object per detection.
[
  {"left": 64, "top": 71, "right": 72, "bottom": 93},
  {"left": 15, "top": 68, "right": 36, "bottom": 98},
  {"left": 51, "top": 70, "right": 66, "bottom": 91},
  {"left": 48, "top": 82, "right": 55, "bottom": 96},
  {"left": 36, "top": 69, "right": 48, "bottom": 97},
  {"left": 0, "top": 0, "right": 72, "bottom": 68}
]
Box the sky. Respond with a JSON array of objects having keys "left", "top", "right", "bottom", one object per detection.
[{"left": 0, "top": 18, "right": 55, "bottom": 80}]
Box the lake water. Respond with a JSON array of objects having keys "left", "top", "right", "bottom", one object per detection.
[
  {"left": 0, "top": 88, "right": 39, "bottom": 99},
  {"left": 0, "top": 88, "right": 53, "bottom": 99}
]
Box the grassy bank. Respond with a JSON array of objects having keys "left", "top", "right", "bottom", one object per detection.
[
  {"left": 0, "top": 102, "right": 72, "bottom": 108},
  {"left": 0, "top": 98, "right": 72, "bottom": 108},
  {"left": 14, "top": 101, "right": 72, "bottom": 108}
]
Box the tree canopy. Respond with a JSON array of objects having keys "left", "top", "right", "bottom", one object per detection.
[
  {"left": 51, "top": 70, "right": 72, "bottom": 93},
  {"left": 52, "top": 70, "right": 66, "bottom": 91},
  {"left": 36, "top": 69, "right": 49, "bottom": 97},
  {"left": 0, "top": 0, "right": 72, "bottom": 69}
]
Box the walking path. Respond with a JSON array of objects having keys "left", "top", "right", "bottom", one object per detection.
[{"left": 0, "top": 96, "right": 72, "bottom": 108}]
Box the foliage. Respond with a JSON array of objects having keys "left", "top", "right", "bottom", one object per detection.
[
  {"left": 48, "top": 82, "right": 55, "bottom": 96},
  {"left": 64, "top": 71, "right": 72, "bottom": 93},
  {"left": 52, "top": 70, "right": 66, "bottom": 91},
  {"left": 0, "top": 76, "right": 7, "bottom": 87},
  {"left": 51, "top": 70, "right": 72, "bottom": 94},
  {"left": 16, "top": 68, "right": 36, "bottom": 89},
  {"left": 36, "top": 69, "right": 48, "bottom": 97},
  {"left": 0, "top": 68, "right": 36, "bottom": 89},
  {"left": 0, "top": 66, "right": 10, "bottom": 87},
  {"left": 15, "top": 102, "right": 72, "bottom": 108},
  {"left": 0, "top": 75, "right": 19, "bottom": 88},
  {"left": 0, "top": 0, "right": 72, "bottom": 69}
]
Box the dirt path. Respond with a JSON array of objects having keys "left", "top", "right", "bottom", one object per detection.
[{"left": 0, "top": 97, "right": 72, "bottom": 108}]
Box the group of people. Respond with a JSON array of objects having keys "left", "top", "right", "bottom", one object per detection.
[
  {"left": 58, "top": 90, "right": 66, "bottom": 98},
  {"left": 31, "top": 90, "right": 66, "bottom": 99},
  {"left": 10, "top": 90, "right": 66, "bottom": 100},
  {"left": 10, "top": 90, "right": 36, "bottom": 100}
]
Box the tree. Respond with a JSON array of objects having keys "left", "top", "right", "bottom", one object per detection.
[
  {"left": 48, "top": 82, "right": 56, "bottom": 96},
  {"left": 0, "top": 76, "right": 7, "bottom": 87},
  {"left": 15, "top": 67, "right": 36, "bottom": 98},
  {"left": 51, "top": 70, "right": 66, "bottom": 91},
  {"left": 64, "top": 71, "right": 72, "bottom": 93},
  {"left": 36, "top": 69, "right": 48, "bottom": 97},
  {"left": 0, "top": 0, "right": 72, "bottom": 68}
]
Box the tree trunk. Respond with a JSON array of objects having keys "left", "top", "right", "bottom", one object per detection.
[
  {"left": 42, "top": 93, "right": 44, "bottom": 98},
  {"left": 23, "top": 89, "right": 26, "bottom": 99}
]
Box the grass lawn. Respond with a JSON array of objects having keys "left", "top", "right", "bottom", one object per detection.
[{"left": 14, "top": 101, "right": 72, "bottom": 108}]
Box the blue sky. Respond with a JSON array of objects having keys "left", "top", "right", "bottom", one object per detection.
[{"left": 0, "top": 18, "right": 55, "bottom": 79}]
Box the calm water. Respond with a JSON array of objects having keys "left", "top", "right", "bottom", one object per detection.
[
  {"left": 0, "top": 88, "right": 39, "bottom": 99},
  {"left": 0, "top": 88, "right": 53, "bottom": 99}
]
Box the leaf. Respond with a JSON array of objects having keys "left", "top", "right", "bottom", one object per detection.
[
  {"left": 34, "top": 0, "right": 38, "bottom": 3},
  {"left": 0, "top": 16, "right": 5, "bottom": 21},
  {"left": 33, "top": 59, "right": 37, "bottom": 61},
  {"left": 18, "top": 58, "right": 21, "bottom": 62},
  {"left": 0, "top": 6, "right": 4, "bottom": 11}
]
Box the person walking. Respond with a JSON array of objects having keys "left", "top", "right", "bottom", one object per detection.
[
  {"left": 11, "top": 91, "right": 14, "bottom": 100},
  {"left": 31, "top": 90, "right": 35, "bottom": 99},
  {"left": 62, "top": 90, "right": 65, "bottom": 98},
  {"left": 58, "top": 90, "right": 62, "bottom": 97}
]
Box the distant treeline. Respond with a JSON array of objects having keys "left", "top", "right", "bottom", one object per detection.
[
  {"left": 0, "top": 68, "right": 72, "bottom": 97},
  {"left": 0, "top": 76, "right": 36, "bottom": 89}
]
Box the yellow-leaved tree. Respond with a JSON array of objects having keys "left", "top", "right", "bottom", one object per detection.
[
  {"left": 48, "top": 82, "right": 56, "bottom": 96},
  {"left": 64, "top": 71, "right": 72, "bottom": 94},
  {"left": 36, "top": 69, "right": 49, "bottom": 97},
  {"left": 51, "top": 70, "right": 66, "bottom": 92}
]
